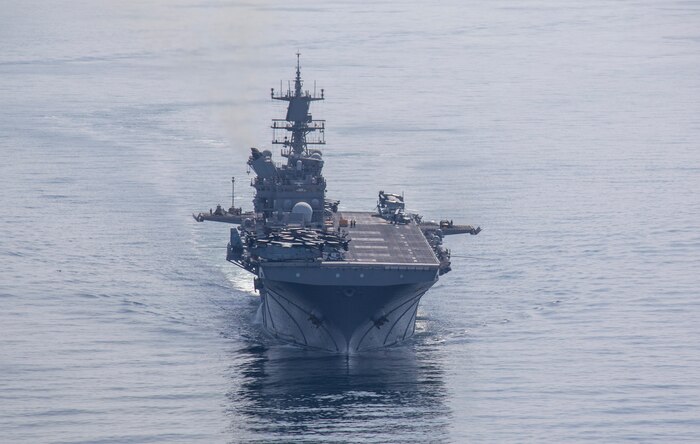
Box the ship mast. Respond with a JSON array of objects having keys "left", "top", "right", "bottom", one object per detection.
[{"left": 270, "top": 53, "right": 325, "bottom": 162}]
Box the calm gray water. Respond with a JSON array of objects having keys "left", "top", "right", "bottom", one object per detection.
[{"left": 2, "top": 1, "right": 699, "bottom": 442}]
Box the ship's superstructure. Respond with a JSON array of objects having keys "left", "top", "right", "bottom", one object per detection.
[
  {"left": 248, "top": 56, "right": 327, "bottom": 225},
  {"left": 195, "top": 56, "right": 480, "bottom": 353}
]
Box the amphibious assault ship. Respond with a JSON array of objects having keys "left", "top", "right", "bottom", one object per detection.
[{"left": 194, "top": 56, "right": 480, "bottom": 353}]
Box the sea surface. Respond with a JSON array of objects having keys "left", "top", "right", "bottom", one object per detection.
[{"left": 2, "top": 1, "right": 699, "bottom": 442}]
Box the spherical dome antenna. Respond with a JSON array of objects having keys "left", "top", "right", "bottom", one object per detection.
[{"left": 291, "top": 201, "right": 313, "bottom": 223}]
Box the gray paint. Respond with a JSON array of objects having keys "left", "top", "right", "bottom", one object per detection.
[{"left": 196, "top": 57, "right": 477, "bottom": 353}]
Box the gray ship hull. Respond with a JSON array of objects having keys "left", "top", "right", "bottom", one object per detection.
[{"left": 260, "top": 279, "right": 436, "bottom": 353}]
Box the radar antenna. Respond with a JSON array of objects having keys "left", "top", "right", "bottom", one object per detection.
[{"left": 270, "top": 54, "right": 326, "bottom": 160}]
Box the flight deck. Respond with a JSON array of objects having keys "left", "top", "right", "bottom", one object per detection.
[{"left": 337, "top": 211, "right": 439, "bottom": 266}]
